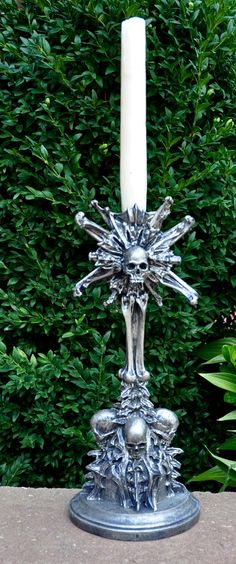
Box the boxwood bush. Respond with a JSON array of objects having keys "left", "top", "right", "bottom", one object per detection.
[{"left": 0, "top": 0, "right": 235, "bottom": 486}]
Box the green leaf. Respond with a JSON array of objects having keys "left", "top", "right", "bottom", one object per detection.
[
  {"left": 55, "top": 163, "right": 63, "bottom": 174},
  {"left": 0, "top": 341, "right": 7, "bottom": 353},
  {"left": 198, "top": 338, "right": 236, "bottom": 360},
  {"left": 202, "top": 354, "right": 225, "bottom": 364},
  {"left": 219, "top": 437, "right": 236, "bottom": 450},
  {"left": 1, "top": 0, "right": 236, "bottom": 490},
  {"left": 224, "top": 392, "right": 236, "bottom": 404},
  {"left": 61, "top": 332, "right": 75, "bottom": 339},
  {"left": 199, "top": 372, "right": 236, "bottom": 393},
  {"left": 40, "top": 145, "right": 48, "bottom": 159},
  {"left": 208, "top": 449, "right": 236, "bottom": 474},
  {"left": 12, "top": 347, "right": 28, "bottom": 363},
  {"left": 103, "top": 331, "right": 111, "bottom": 344},
  {"left": 227, "top": 19, "right": 234, "bottom": 33},
  {"left": 222, "top": 345, "right": 236, "bottom": 367},
  {"left": 218, "top": 410, "right": 236, "bottom": 421},
  {"left": 41, "top": 37, "right": 51, "bottom": 55},
  {"left": 30, "top": 354, "right": 37, "bottom": 368},
  {"left": 190, "top": 465, "right": 233, "bottom": 484}
]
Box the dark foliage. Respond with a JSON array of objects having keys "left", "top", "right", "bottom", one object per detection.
[{"left": 0, "top": 0, "right": 235, "bottom": 486}]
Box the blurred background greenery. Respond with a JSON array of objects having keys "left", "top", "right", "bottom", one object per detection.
[{"left": 0, "top": 0, "right": 235, "bottom": 487}]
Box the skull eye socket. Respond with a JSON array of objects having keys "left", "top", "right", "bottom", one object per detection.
[
  {"left": 127, "top": 262, "right": 136, "bottom": 270},
  {"left": 127, "top": 442, "right": 146, "bottom": 448},
  {"left": 140, "top": 262, "right": 148, "bottom": 270}
]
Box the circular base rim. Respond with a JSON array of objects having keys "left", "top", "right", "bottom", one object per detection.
[{"left": 69, "top": 489, "right": 200, "bottom": 541}]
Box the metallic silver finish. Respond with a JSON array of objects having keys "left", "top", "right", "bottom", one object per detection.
[
  {"left": 69, "top": 487, "right": 200, "bottom": 541},
  {"left": 73, "top": 198, "right": 198, "bottom": 311},
  {"left": 69, "top": 199, "right": 200, "bottom": 539}
]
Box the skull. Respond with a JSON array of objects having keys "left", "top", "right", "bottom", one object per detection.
[
  {"left": 152, "top": 408, "right": 179, "bottom": 445},
  {"left": 125, "top": 417, "right": 148, "bottom": 459},
  {"left": 91, "top": 408, "right": 117, "bottom": 442},
  {"left": 123, "top": 246, "right": 149, "bottom": 284}
]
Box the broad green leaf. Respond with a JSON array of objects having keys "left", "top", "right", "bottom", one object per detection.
[
  {"left": 222, "top": 345, "right": 236, "bottom": 368},
  {"left": 198, "top": 338, "right": 236, "bottom": 360},
  {"left": 190, "top": 465, "right": 233, "bottom": 484},
  {"left": 219, "top": 437, "right": 236, "bottom": 450},
  {"left": 202, "top": 354, "right": 225, "bottom": 364},
  {"left": 199, "top": 372, "right": 236, "bottom": 393},
  {"left": 208, "top": 449, "right": 236, "bottom": 475},
  {"left": 218, "top": 410, "right": 236, "bottom": 421}
]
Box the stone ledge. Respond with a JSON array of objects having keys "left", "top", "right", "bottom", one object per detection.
[{"left": 0, "top": 488, "right": 235, "bottom": 564}]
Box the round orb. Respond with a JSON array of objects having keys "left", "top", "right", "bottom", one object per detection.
[
  {"left": 124, "top": 372, "right": 137, "bottom": 384},
  {"left": 153, "top": 408, "right": 179, "bottom": 437},
  {"left": 125, "top": 416, "right": 148, "bottom": 444},
  {"left": 90, "top": 408, "right": 117, "bottom": 435}
]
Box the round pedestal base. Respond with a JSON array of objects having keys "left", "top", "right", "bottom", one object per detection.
[{"left": 69, "top": 487, "right": 200, "bottom": 541}]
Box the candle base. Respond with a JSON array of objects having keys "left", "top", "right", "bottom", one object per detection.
[
  {"left": 69, "top": 487, "right": 200, "bottom": 541},
  {"left": 69, "top": 379, "right": 200, "bottom": 540}
]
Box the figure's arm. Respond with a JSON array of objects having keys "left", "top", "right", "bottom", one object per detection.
[{"left": 73, "top": 267, "right": 115, "bottom": 297}]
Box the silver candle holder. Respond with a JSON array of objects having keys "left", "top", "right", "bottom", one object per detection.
[{"left": 69, "top": 197, "right": 200, "bottom": 540}]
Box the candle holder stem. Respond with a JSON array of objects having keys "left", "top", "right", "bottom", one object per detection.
[{"left": 120, "top": 292, "right": 149, "bottom": 383}]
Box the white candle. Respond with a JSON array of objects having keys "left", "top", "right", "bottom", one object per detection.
[{"left": 120, "top": 17, "right": 147, "bottom": 212}]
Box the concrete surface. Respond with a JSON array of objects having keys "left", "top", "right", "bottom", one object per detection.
[{"left": 0, "top": 488, "right": 235, "bottom": 564}]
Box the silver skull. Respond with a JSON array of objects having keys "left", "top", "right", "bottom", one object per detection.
[
  {"left": 91, "top": 408, "right": 117, "bottom": 442},
  {"left": 123, "top": 246, "right": 148, "bottom": 284},
  {"left": 125, "top": 417, "right": 148, "bottom": 459},
  {"left": 152, "top": 408, "right": 179, "bottom": 445}
]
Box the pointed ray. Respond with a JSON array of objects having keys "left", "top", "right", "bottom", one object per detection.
[
  {"left": 91, "top": 200, "right": 114, "bottom": 228},
  {"left": 107, "top": 215, "right": 130, "bottom": 248},
  {"left": 160, "top": 269, "right": 198, "bottom": 305},
  {"left": 91, "top": 200, "right": 129, "bottom": 247},
  {"left": 73, "top": 267, "right": 115, "bottom": 297},
  {"left": 150, "top": 215, "right": 195, "bottom": 251},
  {"left": 97, "top": 233, "right": 125, "bottom": 253},
  {"left": 147, "top": 196, "right": 173, "bottom": 231},
  {"left": 144, "top": 279, "right": 163, "bottom": 306},
  {"left": 75, "top": 212, "right": 109, "bottom": 243},
  {"left": 149, "top": 251, "right": 181, "bottom": 266},
  {"left": 126, "top": 204, "right": 146, "bottom": 226},
  {"left": 89, "top": 251, "right": 122, "bottom": 271}
]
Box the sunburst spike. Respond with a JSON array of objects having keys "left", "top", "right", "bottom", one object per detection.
[
  {"left": 147, "top": 196, "right": 173, "bottom": 231},
  {"left": 75, "top": 211, "right": 109, "bottom": 242},
  {"left": 151, "top": 215, "right": 195, "bottom": 252},
  {"left": 91, "top": 200, "right": 114, "bottom": 228},
  {"left": 74, "top": 199, "right": 198, "bottom": 308}
]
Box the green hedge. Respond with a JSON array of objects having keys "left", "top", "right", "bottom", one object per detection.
[{"left": 0, "top": 0, "right": 235, "bottom": 486}]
